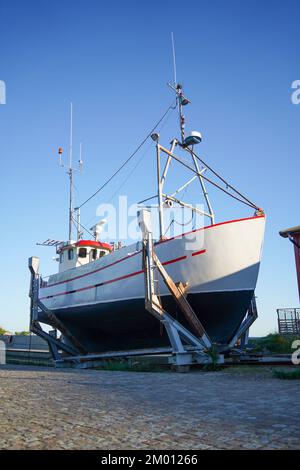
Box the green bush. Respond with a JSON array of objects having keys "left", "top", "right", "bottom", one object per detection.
[
  {"left": 273, "top": 367, "right": 300, "bottom": 380},
  {"left": 249, "top": 333, "right": 299, "bottom": 354},
  {"left": 203, "top": 346, "right": 221, "bottom": 371}
]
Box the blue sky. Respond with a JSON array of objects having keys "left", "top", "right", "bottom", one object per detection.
[{"left": 0, "top": 0, "right": 299, "bottom": 335}]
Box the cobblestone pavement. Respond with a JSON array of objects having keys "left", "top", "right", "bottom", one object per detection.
[{"left": 0, "top": 365, "right": 299, "bottom": 450}]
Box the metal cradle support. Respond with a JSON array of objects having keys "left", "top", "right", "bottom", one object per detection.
[
  {"left": 227, "top": 296, "right": 258, "bottom": 350},
  {"left": 28, "top": 223, "right": 255, "bottom": 368},
  {"left": 138, "top": 209, "right": 223, "bottom": 367},
  {"left": 28, "top": 257, "right": 86, "bottom": 362}
]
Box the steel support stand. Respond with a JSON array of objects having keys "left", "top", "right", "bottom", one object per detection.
[
  {"left": 28, "top": 257, "right": 84, "bottom": 362},
  {"left": 138, "top": 210, "right": 223, "bottom": 368},
  {"left": 227, "top": 296, "right": 258, "bottom": 350}
]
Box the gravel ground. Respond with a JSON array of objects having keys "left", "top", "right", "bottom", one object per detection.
[{"left": 0, "top": 365, "right": 299, "bottom": 450}]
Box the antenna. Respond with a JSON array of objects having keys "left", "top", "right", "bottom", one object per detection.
[
  {"left": 56, "top": 103, "right": 84, "bottom": 243},
  {"left": 171, "top": 32, "right": 177, "bottom": 87},
  {"left": 69, "top": 102, "right": 73, "bottom": 171},
  {"left": 36, "top": 239, "right": 64, "bottom": 247},
  {"left": 168, "top": 34, "right": 191, "bottom": 143},
  {"left": 68, "top": 102, "right": 74, "bottom": 242},
  {"left": 78, "top": 142, "right": 83, "bottom": 171}
]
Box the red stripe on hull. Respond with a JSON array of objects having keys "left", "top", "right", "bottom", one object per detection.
[
  {"left": 41, "top": 215, "right": 264, "bottom": 290},
  {"left": 192, "top": 249, "right": 206, "bottom": 257},
  {"left": 40, "top": 254, "right": 190, "bottom": 300}
]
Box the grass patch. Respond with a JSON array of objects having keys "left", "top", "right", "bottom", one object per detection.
[
  {"left": 202, "top": 346, "right": 222, "bottom": 371},
  {"left": 273, "top": 367, "right": 300, "bottom": 380},
  {"left": 6, "top": 358, "right": 53, "bottom": 367},
  {"left": 249, "top": 333, "right": 299, "bottom": 354},
  {"left": 224, "top": 365, "right": 271, "bottom": 375}
]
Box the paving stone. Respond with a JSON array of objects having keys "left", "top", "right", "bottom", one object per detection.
[{"left": 0, "top": 365, "right": 299, "bottom": 449}]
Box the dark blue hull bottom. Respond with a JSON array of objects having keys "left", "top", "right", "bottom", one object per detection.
[{"left": 39, "top": 290, "right": 254, "bottom": 352}]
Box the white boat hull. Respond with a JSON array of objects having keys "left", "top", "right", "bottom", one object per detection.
[{"left": 38, "top": 215, "right": 265, "bottom": 351}]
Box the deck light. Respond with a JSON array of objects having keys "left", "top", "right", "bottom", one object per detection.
[{"left": 151, "top": 133, "right": 160, "bottom": 142}]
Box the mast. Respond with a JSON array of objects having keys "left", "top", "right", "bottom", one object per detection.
[
  {"left": 177, "top": 84, "right": 186, "bottom": 144},
  {"left": 154, "top": 35, "right": 215, "bottom": 237},
  {"left": 76, "top": 207, "right": 81, "bottom": 241},
  {"left": 171, "top": 33, "right": 185, "bottom": 144},
  {"left": 58, "top": 103, "right": 83, "bottom": 243},
  {"left": 68, "top": 102, "right": 74, "bottom": 242}
]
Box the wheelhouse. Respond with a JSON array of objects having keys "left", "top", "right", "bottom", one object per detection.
[{"left": 57, "top": 240, "right": 112, "bottom": 273}]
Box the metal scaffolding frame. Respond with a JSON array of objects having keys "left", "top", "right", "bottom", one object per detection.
[{"left": 277, "top": 308, "right": 300, "bottom": 335}]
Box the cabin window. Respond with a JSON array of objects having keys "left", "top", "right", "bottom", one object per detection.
[
  {"left": 78, "top": 247, "right": 87, "bottom": 258},
  {"left": 60, "top": 253, "right": 64, "bottom": 263},
  {"left": 90, "top": 249, "right": 97, "bottom": 261},
  {"left": 99, "top": 250, "right": 106, "bottom": 258},
  {"left": 68, "top": 248, "right": 74, "bottom": 260}
]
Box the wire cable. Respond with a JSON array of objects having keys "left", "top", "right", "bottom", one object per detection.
[
  {"left": 71, "top": 215, "right": 94, "bottom": 239},
  {"left": 167, "top": 150, "right": 259, "bottom": 210},
  {"left": 77, "top": 99, "right": 176, "bottom": 210},
  {"left": 187, "top": 148, "right": 260, "bottom": 210},
  {"left": 105, "top": 102, "right": 176, "bottom": 206}
]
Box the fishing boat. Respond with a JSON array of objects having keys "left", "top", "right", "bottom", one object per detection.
[{"left": 34, "top": 83, "right": 265, "bottom": 353}]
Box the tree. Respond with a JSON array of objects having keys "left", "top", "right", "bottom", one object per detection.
[
  {"left": 0, "top": 326, "right": 7, "bottom": 335},
  {"left": 14, "top": 331, "right": 30, "bottom": 336}
]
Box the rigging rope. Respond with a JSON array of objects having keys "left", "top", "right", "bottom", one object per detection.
[
  {"left": 77, "top": 99, "right": 176, "bottom": 210},
  {"left": 104, "top": 98, "right": 176, "bottom": 206},
  {"left": 173, "top": 211, "right": 195, "bottom": 227},
  {"left": 168, "top": 150, "right": 260, "bottom": 210},
  {"left": 187, "top": 148, "right": 260, "bottom": 210},
  {"left": 71, "top": 215, "right": 94, "bottom": 239}
]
